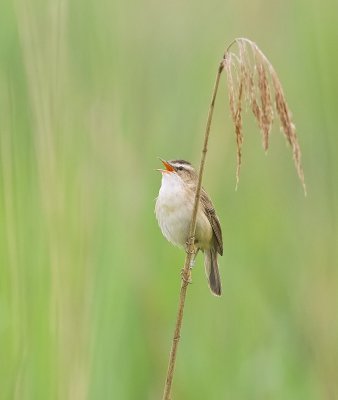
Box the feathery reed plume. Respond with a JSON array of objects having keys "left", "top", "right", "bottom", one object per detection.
[
  {"left": 223, "top": 38, "right": 306, "bottom": 194},
  {"left": 163, "top": 38, "right": 306, "bottom": 400}
]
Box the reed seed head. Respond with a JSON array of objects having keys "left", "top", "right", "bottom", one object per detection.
[{"left": 223, "top": 38, "right": 306, "bottom": 194}]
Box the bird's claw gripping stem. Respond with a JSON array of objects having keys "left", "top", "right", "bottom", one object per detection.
[
  {"left": 185, "top": 237, "right": 196, "bottom": 255},
  {"left": 180, "top": 268, "right": 192, "bottom": 284}
]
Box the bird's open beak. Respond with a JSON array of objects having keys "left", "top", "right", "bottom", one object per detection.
[{"left": 156, "top": 158, "right": 175, "bottom": 173}]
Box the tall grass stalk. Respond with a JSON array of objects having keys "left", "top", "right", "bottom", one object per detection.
[{"left": 162, "top": 38, "right": 305, "bottom": 400}]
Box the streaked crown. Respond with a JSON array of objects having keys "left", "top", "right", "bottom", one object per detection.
[{"left": 167, "top": 159, "right": 197, "bottom": 183}]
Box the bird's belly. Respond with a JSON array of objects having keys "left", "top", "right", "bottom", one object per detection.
[
  {"left": 157, "top": 204, "right": 192, "bottom": 247},
  {"left": 155, "top": 194, "right": 213, "bottom": 249}
]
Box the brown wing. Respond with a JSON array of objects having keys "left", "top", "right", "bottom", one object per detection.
[{"left": 200, "top": 188, "right": 223, "bottom": 256}]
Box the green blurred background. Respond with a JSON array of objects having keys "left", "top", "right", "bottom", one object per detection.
[{"left": 1, "top": 0, "right": 337, "bottom": 399}]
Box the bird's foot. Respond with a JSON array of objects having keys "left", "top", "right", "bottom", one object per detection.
[
  {"left": 180, "top": 268, "right": 192, "bottom": 284},
  {"left": 185, "top": 237, "right": 196, "bottom": 255}
]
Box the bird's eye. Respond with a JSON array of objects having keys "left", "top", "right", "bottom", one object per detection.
[{"left": 177, "top": 167, "right": 183, "bottom": 171}]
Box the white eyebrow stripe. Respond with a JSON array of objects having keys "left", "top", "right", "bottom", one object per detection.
[{"left": 171, "top": 163, "right": 193, "bottom": 171}]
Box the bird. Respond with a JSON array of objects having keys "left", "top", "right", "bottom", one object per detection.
[{"left": 155, "top": 159, "right": 223, "bottom": 296}]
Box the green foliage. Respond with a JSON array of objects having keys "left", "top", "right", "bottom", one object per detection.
[{"left": 0, "top": 0, "right": 337, "bottom": 398}]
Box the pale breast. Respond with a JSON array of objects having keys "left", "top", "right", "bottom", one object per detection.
[{"left": 155, "top": 173, "right": 212, "bottom": 249}]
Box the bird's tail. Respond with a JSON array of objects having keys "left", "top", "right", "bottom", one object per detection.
[{"left": 204, "top": 248, "right": 222, "bottom": 296}]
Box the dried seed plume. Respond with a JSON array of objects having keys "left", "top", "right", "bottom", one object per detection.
[{"left": 223, "top": 38, "right": 306, "bottom": 194}]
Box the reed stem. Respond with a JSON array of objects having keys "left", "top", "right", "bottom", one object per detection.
[{"left": 162, "top": 60, "right": 224, "bottom": 400}]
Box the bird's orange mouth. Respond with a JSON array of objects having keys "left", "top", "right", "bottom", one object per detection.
[{"left": 157, "top": 158, "right": 175, "bottom": 173}]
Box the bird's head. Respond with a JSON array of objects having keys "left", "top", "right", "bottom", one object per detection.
[{"left": 157, "top": 158, "right": 197, "bottom": 185}]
